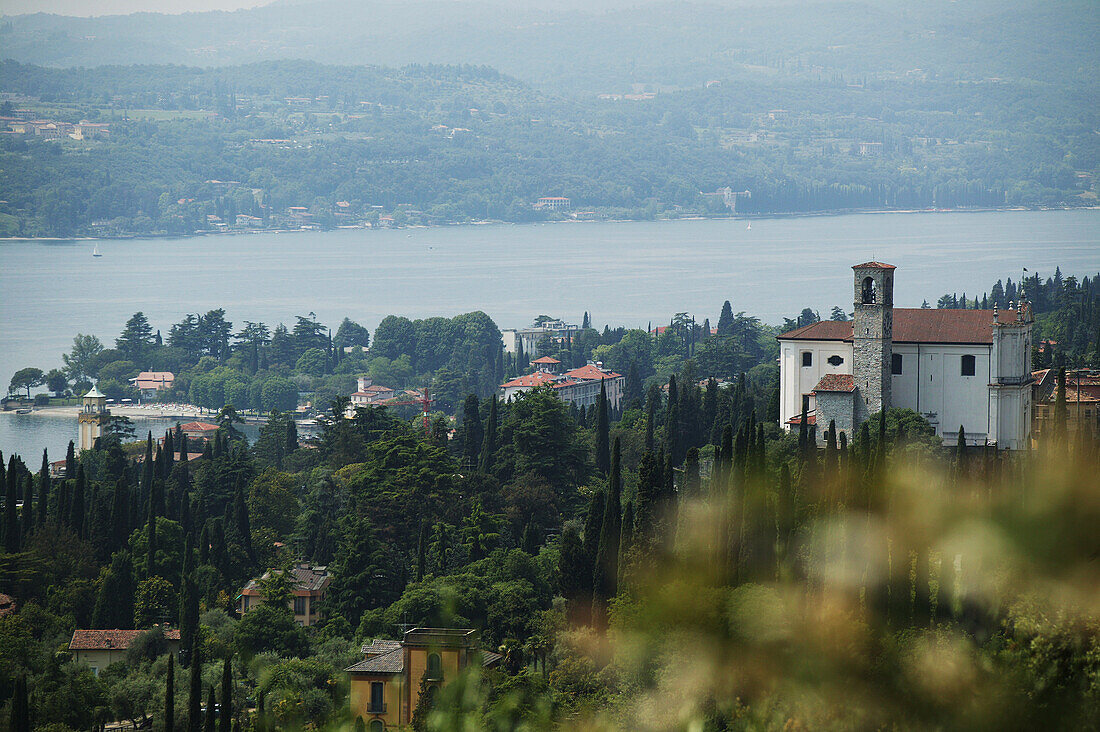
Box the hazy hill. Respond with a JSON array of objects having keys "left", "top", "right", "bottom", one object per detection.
[{"left": 1, "top": 0, "right": 1095, "bottom": 92}]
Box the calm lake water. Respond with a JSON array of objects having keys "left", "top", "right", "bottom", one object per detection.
[{"left": 1, "top": 210, "right": 1098, "bottom": 456}]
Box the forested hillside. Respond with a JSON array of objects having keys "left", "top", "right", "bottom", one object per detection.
[{"left": 1, "top": 58, "right": 1095, "bottom": 237}]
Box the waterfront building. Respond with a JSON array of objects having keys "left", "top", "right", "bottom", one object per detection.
[
  {"left": 501, "top": 319, "right": 581, "bottom": 358},
  {"left": 499, "top": 362, "right": 625, "bottom": 410},
  {"left": 777, "top": 262, "right": 1033, "bottom": 449},
  {"left": 78, "top": 386, "right": 110, "bottom": 451}
]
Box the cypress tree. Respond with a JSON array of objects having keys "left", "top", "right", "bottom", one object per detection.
[
  {"left": 825, "top": 419, "right": 839, "bottom": 477},
  {"left": 414, "top": 518, "right": 427, "bottom": 582},
  {"left": 147, "top": 508, "right": 158, "bottom": 578},
  {"left": 624, "top": 361, "right": 643, "bottom": 410},
  {"left": 20, "top": 475, "right": 33, "bottom": 540},
  {"left": 460, "top": 395, "right": 483, "bottom": 470},
  {"left": 188, "top": 638, "right": 202, "bottom": 732},
  {"left": 478, "top": 396, "right": 498, "bottom": 472},
  {"left": 179, "top": 534, "right": 199, "bottom": 667},
  {"left": 112, "top": 476, "right": 131, "bottom": 546},
  {"left": 595, "top": 380, "right": 610, "bottom": 475},
  {"left": 219, "top": 658, "right": 232, "bottom": 732},
  {"left": 644, "top": 383, "right": 659, "bottom": 452},
  {"left": 592, "top": 437, "right": 622, "bottom": 625},
  {"left": 665, "top": 375, "right": 681, "bottom": 465},
  {"left": 581, "top": 488, "right": 605, "bottom": 599},
  {"left": 955, "top": 426, "right": 968, "bottom": 471},
  {"left": 635, "top": 450, "right": 660, "bottom": 542},
  {"left": 65, "top": 440, "right": 76, "bottom": 481},
  {"left": 3, "top": 466, "right": 18, "bottom": 554},
  {"left": 1053, "top": 366, "right": 1068, "bottom": 444},
  {"left": 71, "top": 464, "right": 86, "bottom": 538},
  {"left": 204, "top": 686, "right": 216, "bottom": 732},
  {"left": 166, "top": 652, "right": 175, "bottom": 732},
  {"left": 233, "top": 482, "right": 253, "bottom": 562},
  {"left": 619, "top": 501, "right": 634, "bottom": 568},
  {"left": 684, "top": 447, "right": 700, "bottom": 496},
  {"left": 37, "top": 448, "right": 50, "bottom": 528},
  {"left": 164, "top": 431, "right": 175, "bottom": 476}
]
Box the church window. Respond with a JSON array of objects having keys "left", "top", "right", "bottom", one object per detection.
[
  {"left": 961, "top": 355, "right": 976, "bottom": 376},
  {"left": 861, "top": 277, "right": 877, "bottom": 304},
  {"left": 801, "top": 352, "right": 813, "bottom": 367},
  {"left": 427, "top": 652, "right": 442, "bottom": 680},
  {"left": 891, "top": 354, "right": 903, "bottom": 375},
  {"left": 827, "top": 355, "right": 843, "bottom": 366}
]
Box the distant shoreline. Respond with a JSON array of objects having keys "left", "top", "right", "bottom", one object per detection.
[{"left": 1, "top": 205, "right": 1092, "bottom": 243}]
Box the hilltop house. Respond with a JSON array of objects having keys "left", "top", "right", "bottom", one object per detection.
[
  {"left": 235, "top": 563, "right": 330, "bottom": 627},
  {"left": 346, "top": 628, "right": 500, "bottom": 728},
  {"left": 777, "top": 262, "right": 1033, "bottom": 449}
]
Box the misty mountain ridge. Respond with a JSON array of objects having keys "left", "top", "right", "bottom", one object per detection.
[{"left": 1, "top": 0, "right": 1094, "bottom": 92}]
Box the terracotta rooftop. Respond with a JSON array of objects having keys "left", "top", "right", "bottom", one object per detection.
[
  {"left": 501, "top": 371, "right": 559, "bottom": 389},
  {"left": 531, "top": 356, "right": 561, "bottom": 364},
  {"left": 786, "top": 413, "right": 817, "bottom": 425},
  {"left": 813, "top": 374, "right": 856, "bottom": 392},
  {"left": 778, "top": 309, "right": 1020, "bottom": 345},
  {"left": 70, "top": 628, "right": 180, "bottom": 650},
  {"left": 178, "top": 421, "right": 220, "bottom": 432},
  {"left": 853, "top": 261, "right": 896, "bottom": 269},
  {"left": 563, "top": 364, "right": 622, "bottom": 381}
]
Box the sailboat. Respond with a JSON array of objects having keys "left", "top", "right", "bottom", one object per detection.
[
  {"left": 92, "top": 244, "right": 102, "bottom": 257},
  {"left": 746, "top": 222, "right": 752, "bottom": 231}
]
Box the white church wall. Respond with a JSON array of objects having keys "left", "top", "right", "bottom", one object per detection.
[
  {"left": 912, "top": 344, "right": 992, "bottom": 444},
  {"left": 779, "top": 340, "right": 853, "bottom": 426}
]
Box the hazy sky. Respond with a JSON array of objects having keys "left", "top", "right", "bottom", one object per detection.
[{"left": 0, "top": 0, "right": 271, "bottom": 16}]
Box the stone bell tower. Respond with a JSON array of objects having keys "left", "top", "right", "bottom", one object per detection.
[{"left": 852, "top": 262, "right": 895, "bottom": 423}]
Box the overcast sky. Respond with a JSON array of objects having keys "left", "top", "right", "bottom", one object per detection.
[{"left": 0, "top": 0, "right": 272, "bottom": 16}]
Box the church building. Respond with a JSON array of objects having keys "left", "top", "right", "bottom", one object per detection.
[{"left": 777, "top": 262, "right": 1033, "bottom": 449}]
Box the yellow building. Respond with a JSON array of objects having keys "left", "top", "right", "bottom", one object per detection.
[
  {"left": 77, "top": 386, "right": 110, "bottom": 451},
  {"left": 236, "top": 564, "right": 330, "bottom": 627},
  {"left": 346, "top": 628, "right": 501, "bottom": 729}
]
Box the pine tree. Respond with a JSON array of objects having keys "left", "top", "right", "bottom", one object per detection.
[
  {"left": 595, "top": 380, "right": 610, "bottom": 475},
  {"left": 165, "top": 652, "right": 176, "bottom": 732},
  {"left": 592, "top": 437, "right": 622, "bottom": 625},
  {"left": 219, "top": 658, "right": 232, "bottom": 732},
  {"left": 479, "top": 396, "right": 498, "bottom": 472}
]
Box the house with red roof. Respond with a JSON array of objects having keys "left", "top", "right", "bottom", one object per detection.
[
  {"left": 777, "top": 262, "right": 1033, "bottom": 449},
  {"left": 70, "top": 628, "right": 181, "bottom": 675},
  {"left": 236, "top": 563, "right": 331, "bottom": 627},
  {"left": 129, "top": 371, "right": 174, "bottom": 400},
  {"left": 500, "top": 362, "right": 624, "bottom": 410}
]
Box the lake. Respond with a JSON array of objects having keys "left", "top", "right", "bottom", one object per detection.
[{"left": 1, "top": 209, "right": 1098, "bottom": 457}]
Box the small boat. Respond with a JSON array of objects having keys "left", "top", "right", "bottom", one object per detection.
[
  {"left": 746, "top": 223, "right": 752, "bottom": 231},
  {"left": 15, "top": 408, "right": 32, "bottom": 414},
  {"left": 92, "top": 245, "right": 102, "bottom": 257}
]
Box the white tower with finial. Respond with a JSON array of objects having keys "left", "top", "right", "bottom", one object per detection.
[{"left": 78, "top": 386, "right": 110, "bottom": 451}]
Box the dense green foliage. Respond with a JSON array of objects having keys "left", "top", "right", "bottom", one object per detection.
[{"left": 0, "top": 51, "right": 1094, "bottom": 237}]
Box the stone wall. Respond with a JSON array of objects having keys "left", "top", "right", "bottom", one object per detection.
[{"left": 816, "top": 389, "right": 857, "bottom": 446}]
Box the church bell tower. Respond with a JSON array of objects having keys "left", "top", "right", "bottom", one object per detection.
[{"left": 852, "top": 262, "right": 895, "bottom": 422}]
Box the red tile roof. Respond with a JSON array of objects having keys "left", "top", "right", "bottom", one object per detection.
[
  {"left": 563, "top": 364, "right": 622, "bottom": 381},
  {"left": 501, "top": 371, "right": 559, "bottom": 389},
  {"left": 786, "top": 414, "right": 817, "bottom": 425},
  {"left": 70, "top": 628, "right": 180, "bottom": 650},
  {"left": 853, "top": 261, "right": 896, "bottom": 269},
  {"left": 778, "top": 309, "right": 1019, "bottom": 345},
  {"left": 813, "top": 374, "right": 855, "bottom": 392},
  {"left": 531, "top": 356, "right": 561, "bottom": 364},
  {"left": 179, "top": 421, "right": 220, "bottom": 432}
]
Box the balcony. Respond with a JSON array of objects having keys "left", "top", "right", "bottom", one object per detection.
[{"left": 367, "top": 702, "right": 387, "bottom": 714}]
